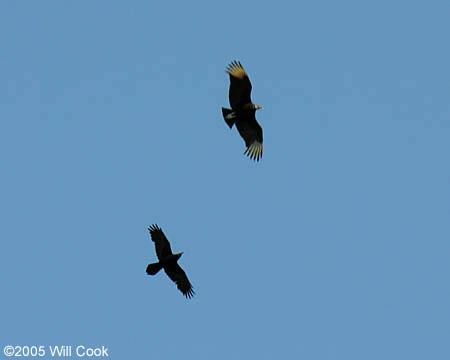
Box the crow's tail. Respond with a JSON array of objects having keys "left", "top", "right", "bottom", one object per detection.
[{"left": 146, "top": 262, "right": 163, "bottom": 275}]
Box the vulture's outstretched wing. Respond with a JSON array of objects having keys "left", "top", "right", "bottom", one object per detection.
[
  {"left": 226, "top": 61, "right": 252, "bottom": 109},
  {"left": 235, "top": 113, "right": 263, "bottom": 161},
  {"left": 164, "top": 262, "right": 195, "bottom": 299},
  {"left": 148, "top": 224, "right": 173, "bottom": 260}
]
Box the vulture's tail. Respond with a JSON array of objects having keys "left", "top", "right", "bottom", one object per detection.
[
  {"left": 146, "top": 262, "right": 163, "bottom": 275},
  {"left": 222, "top": 107, "right": 235, "bottom": 129}
]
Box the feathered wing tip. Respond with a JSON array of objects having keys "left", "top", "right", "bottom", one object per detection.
[
  {"left": 226, "top": 60, "right": 247, "bottom": 79},
  {"left": 148, "top": 224, "right": 161, "bottom": 234},
  {"left": 244, "top": 141, "right": 263, "bottom": 161},
  {"left": 183, "top": 286, "right": 195, "bottom": 299}
]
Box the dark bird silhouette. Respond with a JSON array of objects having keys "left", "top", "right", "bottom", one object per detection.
[
  {"left": 222, "top": 60, "right": 263, "bottom": 161},
  {"left": 146, "top": 224, "right": 195, "bottom": 299}
]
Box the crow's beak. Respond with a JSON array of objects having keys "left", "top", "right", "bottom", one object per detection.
[{"left": 255, "top": 105, "right": 263, "bottom": 110}]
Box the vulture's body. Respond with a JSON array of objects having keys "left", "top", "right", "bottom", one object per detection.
[{"left": 222, "top": 61, "right": 263, "bottom": 161}]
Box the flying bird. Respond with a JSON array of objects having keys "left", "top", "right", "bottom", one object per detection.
[
  {"left": 146, "top": 224, "right": 195, "bottom": 299},
  {"left": 222, "top": 60, "right": 263, "bottom": 161}
]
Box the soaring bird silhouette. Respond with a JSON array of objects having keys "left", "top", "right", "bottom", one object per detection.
[
  {"left": 222, "top": 60, "right": 263, "bottom": 161},
  {"left": 146, "top": 224, "right": 195, "bottom": 299}
]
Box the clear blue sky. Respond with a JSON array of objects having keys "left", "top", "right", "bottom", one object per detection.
[{"left": 1, "top": 1, "right": 449, "bottom": 359}]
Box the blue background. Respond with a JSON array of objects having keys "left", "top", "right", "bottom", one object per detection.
[{"left": 1, "top": 1, "right": 449, "bottom": 359}]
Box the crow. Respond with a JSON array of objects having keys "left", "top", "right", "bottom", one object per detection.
[{"left": 146, "top": 224, "right": 195, "bottom": 299}]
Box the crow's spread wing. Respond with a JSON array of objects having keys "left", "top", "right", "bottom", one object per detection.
[
  {"left": 164, "top": 262, "right": 195, "bottom": 299},
  {"left": 148, "top": 224, "right": 173, "bottom": 260}
]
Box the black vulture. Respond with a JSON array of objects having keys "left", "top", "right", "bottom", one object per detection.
[
  {"left": 222, "top": 60, "right": 263, "bottom": 161},
  {"left": 146, "top": 224, "right": 195, "bottom": 299}
]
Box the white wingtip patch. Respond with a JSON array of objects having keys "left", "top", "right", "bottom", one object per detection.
[
  {"left": 226, "top": 60, "right": 247, "bottom": 79},
  {"left": 244, "top": 141, "right": 263, "bottom": 161}
]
